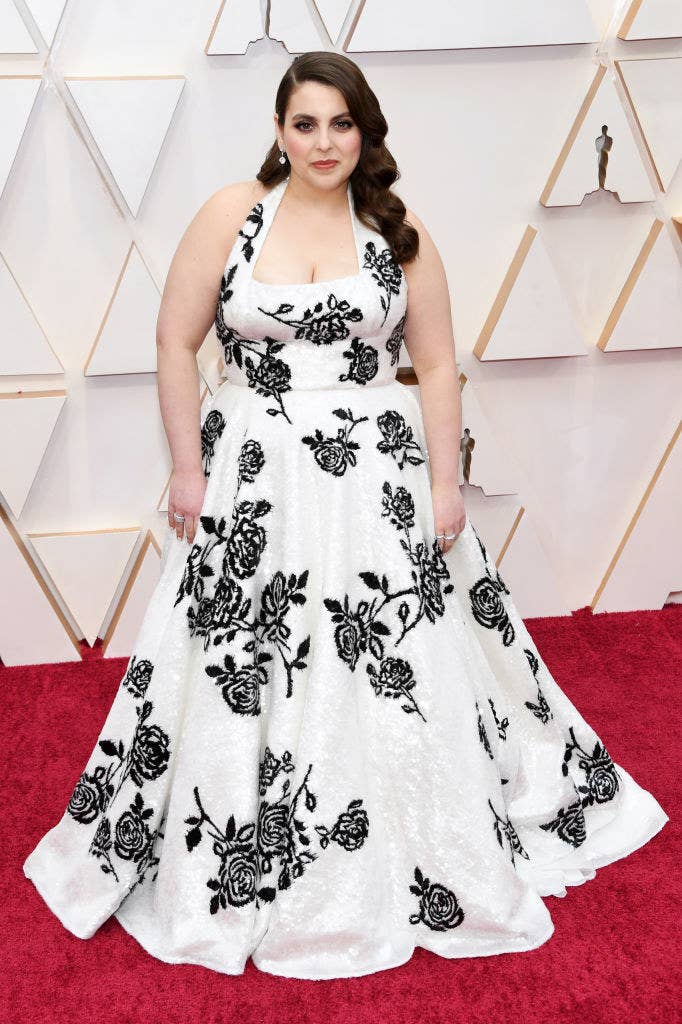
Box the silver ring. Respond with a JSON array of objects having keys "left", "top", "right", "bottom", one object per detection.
[
  {"left": 173, "top": 513, "right": 185, "bottom": 523},
  {"left": 436, "top": 531, "right": 457, "bottom": 540}
]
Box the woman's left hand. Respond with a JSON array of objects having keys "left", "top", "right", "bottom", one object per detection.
[{"left": 431, "top": 483, "right": 466, "bottom": 554}]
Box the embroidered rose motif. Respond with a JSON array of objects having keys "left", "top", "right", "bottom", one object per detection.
[
  {"left": 409, "top": 867, "right": 465, "bottom": 931},
  {"left": 201, "top": 409, "right": 227, "bottom": 478},
  {"left": 121, "top": 655, "right": 154, "bottom": 700}
]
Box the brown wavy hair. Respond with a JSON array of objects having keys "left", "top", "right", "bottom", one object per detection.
[{"left": 256, "top": 51, "right": 419, "bottom": 265}]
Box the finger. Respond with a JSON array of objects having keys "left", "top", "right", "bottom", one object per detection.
[
  {"left": 185, "top": 515, "right": 195, "bottom": 544},
  {"left": 175, "top": 514, "right": 185, "bottom": 540}
]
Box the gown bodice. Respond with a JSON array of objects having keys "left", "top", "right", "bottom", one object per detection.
[{"left": 214, "top": 175, "right": 408, "bottom": 392}]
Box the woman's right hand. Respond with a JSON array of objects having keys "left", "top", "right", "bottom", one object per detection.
[{"left": 168, "top": 467, "right": 207, "bottom": 545}]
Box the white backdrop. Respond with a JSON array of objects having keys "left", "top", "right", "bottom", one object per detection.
[{"left": 0, "top": 0, "right": 680, "bottom": 666}]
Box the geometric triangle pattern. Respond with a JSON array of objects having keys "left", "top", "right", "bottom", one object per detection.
[
  {"left": 592, "top": 421, "right": 682, "bottom": 612},
  {"left": 269, "top": 0, "right": 328, "bottom": 53},
  {"left": 0, "top": 251, "right": 63, "bottom": 374},
  {"left": 205, "top": 0, "right": 264, "bottom": 55},
  {"left": 24, "top": 0, "right": 68, "bottom": 47},
  {"left": 29, "top": 527, "right": 141, "bottom": 646},
  {"left": 0, "top": 76, "right": 41, "bottom": 201},
  {"left": 618, "top": 0, "right": 682, "bottom": 41},
  {"left": 84, "top": 243, "right": 161, "bottom": 376},
  {"left": 64, "top": 76, "right": 186, "bottom": 217},
  {"left": 474, "top": 225, "right": 587, "bottom": 360},
  {"left": 0, "top": 0, "right": 37, "bottom": 52},
  {"left": 348, "top": 0, "right": 598, "bottom": 50},
  {"left": 540, "top": 65, "right": 654, "bottom": 206},
  {"left": 0, "top": 390, "right": 66, "bottom": 517},
  {"left": 597, "top": 219, "right": 682, "bottom": 352},
  {"left": 458, "top": 374, "right": 521, "bottom": 494},
  {"left": 493, "top": 506, "right": 571, "bottom": 618},
  {"left": 101, "top": 529, "right": 163, "bottom": 658},
  {"left": 314, "top": 0, "right": 353, "bottom": 45},
  {"left": 616, "top": 56, "right": 682, "bottom": 192},
  {"left": 0, "top": 503, "right": 80, "bottom": 666}
]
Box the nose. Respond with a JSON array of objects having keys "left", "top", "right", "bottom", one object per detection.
[{"left": 317, "top": 130, "right": 332, "bottom": 152}]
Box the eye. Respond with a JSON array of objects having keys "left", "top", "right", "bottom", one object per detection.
[{"left": 293, "top": 119, "right": 354, "bottom": 131}]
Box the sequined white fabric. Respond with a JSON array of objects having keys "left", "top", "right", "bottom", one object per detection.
[{"left": 23, "top": 176, "right": 669, "bottom": 980}]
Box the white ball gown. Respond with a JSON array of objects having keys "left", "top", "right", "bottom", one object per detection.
[{"left": 23, "top": 175, "right": 669, "bottom": 980}]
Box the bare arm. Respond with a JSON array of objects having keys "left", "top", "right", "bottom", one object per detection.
[
  {"left": 155, "top": 181, "right": 256, "bottom": 542},
  {"left": 402, "top": 210, "right": 464, "bottom": 535}
]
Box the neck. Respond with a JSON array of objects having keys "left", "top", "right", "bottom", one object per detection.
[{"left": 282, "top": 171, "right": 350, "bottom": 212}]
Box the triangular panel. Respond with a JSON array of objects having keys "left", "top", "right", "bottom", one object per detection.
[
  {"left": 593, "top": 422, "right": 682, "bottom": 612},
  {"left": 314, "top": 0, "right": 353, "bottom": 44},
  {"left": 101, "top": 530, "right": 163, "bottom": 658},
  {"left": 0, "top": 505, "right": 80, "bottom": 666},
  {"left": 30, "top": 527, "right": 141, "bottom": 646},
  {"left": 0, "top": 252, "right": 63, "bottom": 374},
  {"left": 618, "top": 1, "right": 682, "bottom": 41},
  {"left": 24, "top": 0, "right": 68, "bottom": 46},
  {"left": 0, "top": 390, "right": 66, "bottom": 516},
  {"left": 269, "top": 0, "right": 327, "bottom": 53},
  {"left": 348, "top": 0, "right": 598, "bottom": 51},
  {"left": 205, "top": 0, "right": 264, "bottom": 55},
  {"left": 65, "top": 76, "right": 186, "bottom": 217},
  {"left": 616, "top": 57, "right": 682, "bottom": 192},
  {"left": 0, "top": 0, "right": 37, "bottom": 53},
  {"left": 474, "top": 226, "right": 587, "bottom": 360},
  {"left": 597, "top": 219, "right": 682, "bottom": 352},
  {"left": 84, "top": 243, "right": 161, "bottom": 376},
  {"left": 540, "top": 65, "right": 654, "bottom": 207},
  {"left": 0, "top": 76, "right": 41, "bottom": 200}
]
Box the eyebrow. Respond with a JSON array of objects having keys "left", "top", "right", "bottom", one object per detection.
[{"left": 290, "top": 111, "right": 352, "bottom": 120}]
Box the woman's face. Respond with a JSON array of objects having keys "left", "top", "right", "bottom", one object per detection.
[{"left": 276, "top": 81, "right": 362, "bottom": 187}]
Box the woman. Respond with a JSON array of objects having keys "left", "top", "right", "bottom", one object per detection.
[{"left": 23, "top": 51, "right": 668, "bottom": 980}]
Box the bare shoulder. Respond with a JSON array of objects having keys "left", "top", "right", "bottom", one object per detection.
[
  {"left": 402, "top": 206, "right": 441, "bottom": 265},
  {"left": 192, "top": 178, "right": 265, "bottom": 240}
]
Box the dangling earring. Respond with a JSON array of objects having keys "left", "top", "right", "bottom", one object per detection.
[{"left": 278, "top": 147, "right": 287, "bottom": 165}]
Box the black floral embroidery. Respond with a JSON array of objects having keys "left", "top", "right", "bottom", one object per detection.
[
  {"left": 215, "top": 319, "right": 294, "bottom": 424},
  {"left": 201, "top": 409, "right": 227, "bottom": 478},
  {"left": 175, "top": 436, "right": 311, "bottom": 707},
  {"left": 488, "top": 696, "right": 509, "bottom": 741},
  {"left": 539, "top": 797, "right": 587, "bottom": 848},
  {"left": 213, "top": 201, "right": 264, "bottom": 334},
  {"left": 386, "top": 313, "right": 405, "bottom": 365},
  {"left": 66, "top": 656, "right": 170, "bottom": 885},
  {"left": 339, "top": 337, "right": 379, "bottom": 385},
  {"left": 468, "top": 525, "right": 514, "bottom": 646},
  {"left": 563, "top": 726, "right": 621, "bottom": 806},
  {"left": 184, "top": 745, "right": 369, "bottom": 914},
  {"left": 408, "top": 866, "right": 465, "bottom": 931},
  {"left": 215, "top": 266, "right": 238, "bottom": 346},
  {"left": 376, "top": 410, "right": 425, "bottom": 469},
  {"left": 67, "top": 699, "right": 170, "bottom": 830},
  {"left": 523, "top": 647, "right": 554, "bottom": 723},
  {"left": 363, "top": 241, "right": 403, "bottom": 326},
  {"left": 476, "top": 700, "right": 494, "bottom": 759},
  {"left": 301, "top": 407, "right": 369, "bottom": 476},
  {"left": 489, "top": 797, "right": 530, "bottom": 867},
  {"left": 257, "top": 293, "right": 363, "bottom": 344},
  {"left": 324, "top": 481, "right": 454, "bottom": 722},
  {"left": 237, "top": 201, "right": 265, "bottom": 264},
  {"left": 121, "top": 654, "right": 154, "bottom": 700}
]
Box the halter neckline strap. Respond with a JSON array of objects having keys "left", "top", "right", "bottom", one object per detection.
[{"left": 248, "top": 175, "right": 364, "bottom": 290}]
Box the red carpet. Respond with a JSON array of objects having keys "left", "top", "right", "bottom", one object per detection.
[{"left": 3, "top": 604, "right": 679, "bottom": 1024}]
